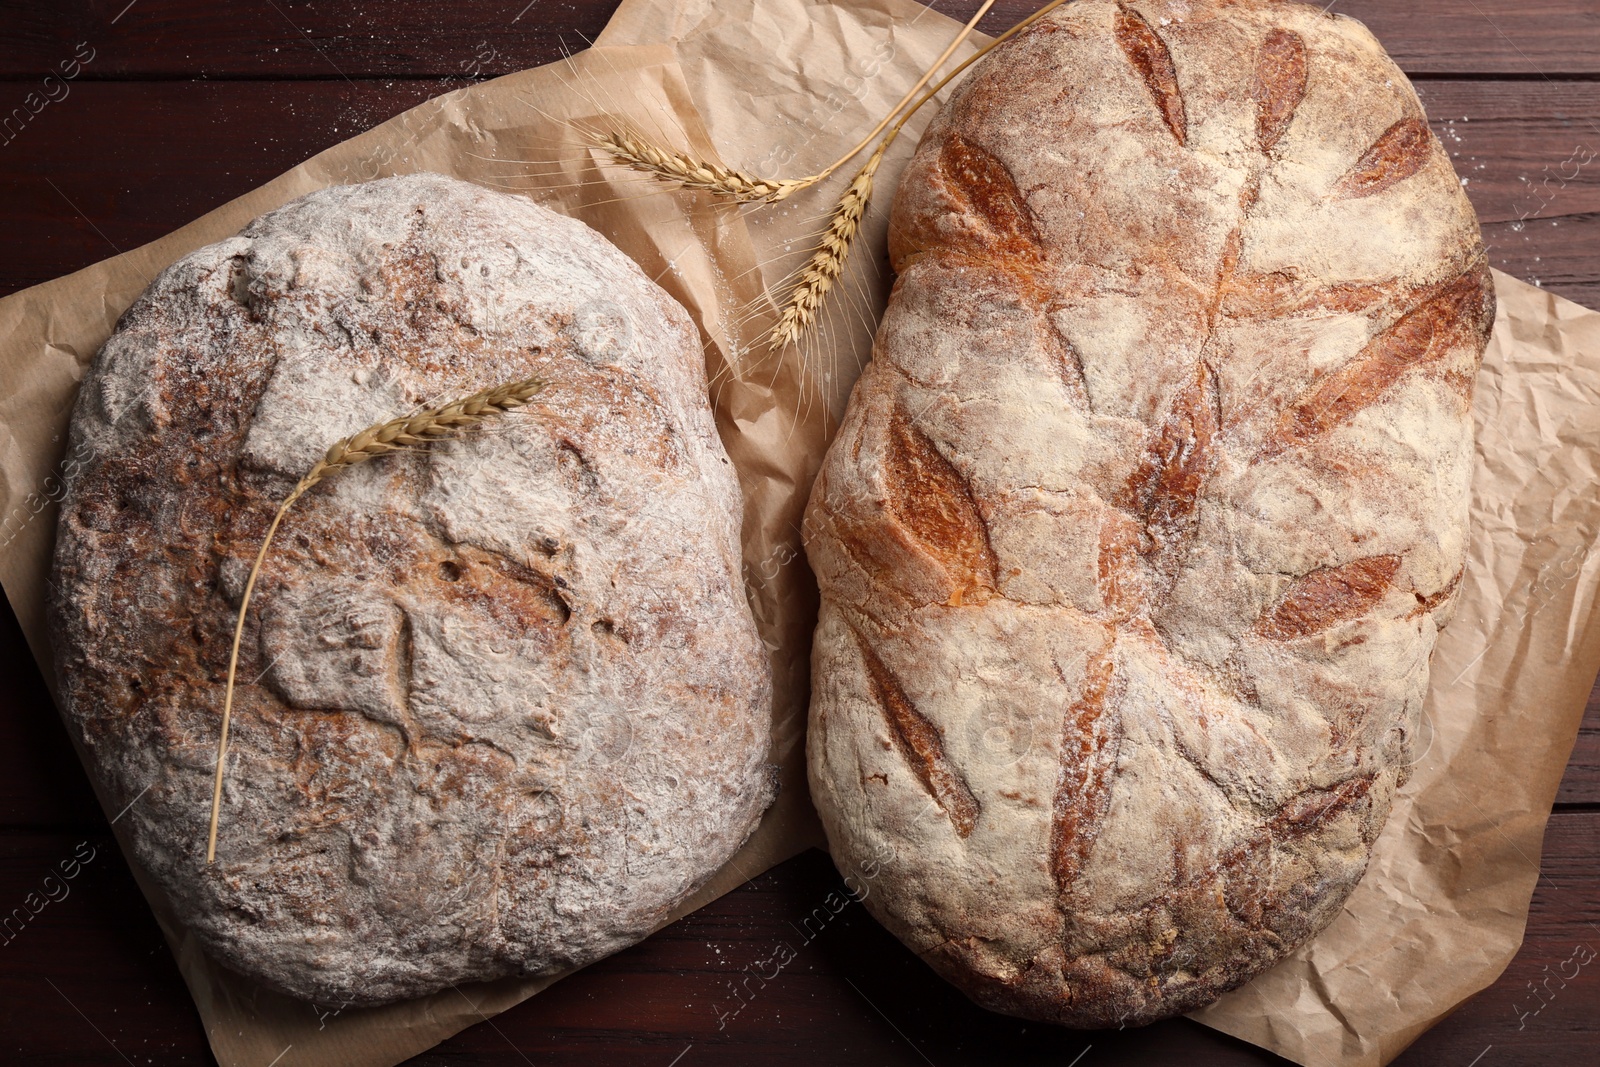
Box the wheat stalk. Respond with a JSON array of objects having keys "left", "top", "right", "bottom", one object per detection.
[
  {"left": 595, "top": 0, "right": 999, "bottom": 208},
  {"left": 763, "top": 0, "right": 1075, "bottom": 352},
  {"left": 767, "top": 142, "right": 888, "bottom": 352},
  {"left": 204, "top": 375, "right": 546, "bottom": 864},
  {"left": 593, "top": 0, "right": 1074, "bottom": 353},
  {"left": 601, "top": 0, "right": 1078, "bottom": 352},
  {"left": 592, "top": 0, "right": 1048, "bottom": 353}
]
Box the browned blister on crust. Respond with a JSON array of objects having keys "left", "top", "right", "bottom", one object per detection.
[
  {"left": 807, "top": 0, "right": 1490, "bottom": 1029},
  {"left": 938, "top": 134, "right": 1044, "bottom": 262},
  {"left": 1121, "top": 361, "right": 1220, "bottom": 571},
  {"left": 1048, "top": 647, "right": 1120, "bottom": 897}
]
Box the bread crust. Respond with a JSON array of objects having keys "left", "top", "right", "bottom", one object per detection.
[
  {"left": 805, "top": 0, "right": 1492, "bottom": 1027},
  {"left": 49, "top": 173, "right": 775, "bottom": 1005}
]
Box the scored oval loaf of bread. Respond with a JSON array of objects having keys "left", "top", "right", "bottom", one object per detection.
[
  {"left": 804, "top": 0, "right": 1493, "bottom": 1027},
  {"left": 49, "top": 173, "right": 776, "bottom": 1005}
]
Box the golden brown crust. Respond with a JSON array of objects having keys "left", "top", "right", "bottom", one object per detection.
[{"left": 808, "top": 0, "right": 1490, "bottom": 1028}]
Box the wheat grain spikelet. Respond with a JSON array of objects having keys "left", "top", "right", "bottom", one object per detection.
[
  {"left": 767, "top": 143, "right": 887, "bottom": 353},
  {"left": 600, "top": 131, "right": 806, "bottom": 203},
  {"left": 205, "top": 375, "right": 546, "bottom": 864}
]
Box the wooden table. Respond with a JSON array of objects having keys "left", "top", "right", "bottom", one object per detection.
[{"left": 1, "top": 2, "right": 1596, "bottom": 1064}]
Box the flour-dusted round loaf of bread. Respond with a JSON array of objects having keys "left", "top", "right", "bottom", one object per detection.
[
  {"left": 805, "top": 0, "right": 1493, "bottom": 1027},
  {"left": 49, "top": 173, "right": 775, "bottom": 1005}
]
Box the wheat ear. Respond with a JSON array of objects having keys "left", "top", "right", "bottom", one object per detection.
[
  {"left": 205, "top": 375, "right": 545, "bottom": 864},
  {"left": 766, "top": 141, "right": 888, "bottom": 352},
  {"left": 600, "top": 132, "right": 808, "bottom": 203}
]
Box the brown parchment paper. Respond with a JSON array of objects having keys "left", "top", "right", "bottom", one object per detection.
[{"left": 0, "top": 1, "right": 1594, "bottom": 1065}]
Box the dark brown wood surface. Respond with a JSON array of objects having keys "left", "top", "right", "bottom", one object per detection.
[{"left": 1, "top": 2, "right": 1596, "bottom": 1065}]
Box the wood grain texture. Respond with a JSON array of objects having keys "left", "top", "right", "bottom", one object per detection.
[
  {"left": 0, "top": 0, "right": 606, "bottom": 80},
  {"left": 0, "top": 827, "right": 1594, "bottom": 1066},
  {"left": 1301, "top": 0, "right": 1600, "bottom": 76},
  {"left": 1, "top": 2, "right": 1598, "bottom": 78},
  {"left": 0, "top": 594, "right": 103, "bottom": 830},
  {"left": 0, "top": 833, "right": 211, "bottom": 1066},
  {"left": 0, "top": 0, "right": 1595, "bottom": 1063},
  {"left": 1557, "top": 692, "right": 1600, "bottom": 805}
]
